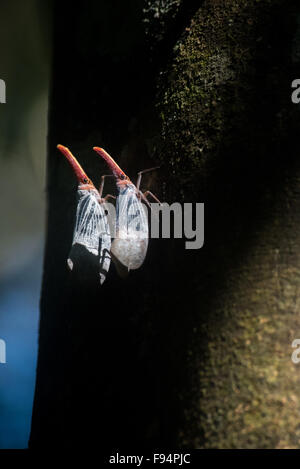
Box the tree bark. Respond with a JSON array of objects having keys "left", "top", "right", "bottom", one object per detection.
[{"left": 30, "top": 0, "right": 300, "bottom": 449}]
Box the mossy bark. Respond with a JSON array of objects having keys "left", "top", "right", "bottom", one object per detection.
[
  {"left": 30, "top": 0, "right": 300, "bottom": 448},
  {"left": 154, "top": 0, "right": 300, "bottom": 448}
]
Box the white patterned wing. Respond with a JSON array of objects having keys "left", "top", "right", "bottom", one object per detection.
[
  {"left": 116, "top": 184, "right": 148, "bottom": 238},
  {"left": 68, "top": 188, "right": 111, "bottom": 284},
  {"left": 112, "top": 184, "right": 148, "bottom": 270}
]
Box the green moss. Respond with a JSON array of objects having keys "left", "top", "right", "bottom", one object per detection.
[
  {"left": 154, "top": 0, "right": 283, "bottom": 198},
  {"left": 152, "top": 0, "right": 300, "bottom": 449}
]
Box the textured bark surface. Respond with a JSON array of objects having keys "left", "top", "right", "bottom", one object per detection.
[
  {"left": 30, "top": 0, "right": 300, "bottom": 448},
  {"left": 153, "top": 0, "right": 300, "bottom": 448}
]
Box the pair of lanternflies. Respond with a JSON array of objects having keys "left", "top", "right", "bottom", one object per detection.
[{"left": 57, "top": 145, "right": 160, "bottom": 285}]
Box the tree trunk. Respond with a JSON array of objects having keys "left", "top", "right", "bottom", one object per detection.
[{"left": 30, "top": 0, "right": 300, "bottom": 449}]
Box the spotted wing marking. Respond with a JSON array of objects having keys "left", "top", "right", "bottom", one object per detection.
[{"left": 116, "top": 184, "right": 148, "bottom": 239}]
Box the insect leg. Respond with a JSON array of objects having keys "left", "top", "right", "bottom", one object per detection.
[
  {"left": 137, "top": 190, "right": 152, "bottom": 209},
  {"left": 142, "top": 190, "right": 161, "bottom": 205},
  {"left": 99, "top": 174, "right": 114, "bottom": 198},
  {"left": 136, "top": 166, "right": 160, "bottom": 191},
  {"left": 102, "top": 194, "right": 116, "bottom": 202}
]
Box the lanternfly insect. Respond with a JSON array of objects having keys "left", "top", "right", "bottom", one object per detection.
[
  {"left": 57, "top": 144, "right": 111, "bottom": 285},
  {"left": 93, "top": 147, "right": 160, "bottom": 274}
]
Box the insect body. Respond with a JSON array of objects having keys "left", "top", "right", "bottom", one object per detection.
[
  {"left": 57, "top": 145, "right": 111, "bottom": 284},
  {"left": 93, "top": 147, "right": 160, "bottom": 273},
  {"left": 111, "top": 181, "right": 149, "bottom": 270}
]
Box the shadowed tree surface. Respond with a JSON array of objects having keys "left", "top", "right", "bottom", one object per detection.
[{"left": 30, "top": 0, "right": 300, "bottom": 448}]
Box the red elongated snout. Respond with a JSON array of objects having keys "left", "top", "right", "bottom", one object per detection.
[
  {"left": 57, "top": 144, "right": 94, "bottom": 188},
  {"left": 93, "top": 147, "right": 130, "bottom": 184}
]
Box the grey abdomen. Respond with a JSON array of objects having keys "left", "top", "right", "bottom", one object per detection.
[{"left": 111, "top": 234, "right": 148, "bottom": 270}]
